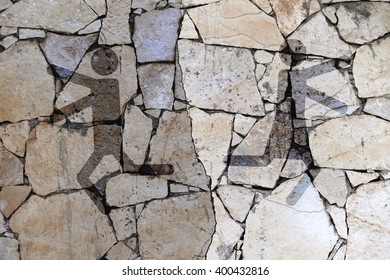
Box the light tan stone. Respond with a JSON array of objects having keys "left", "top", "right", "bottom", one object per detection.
[
  {"left": 0, "top": 212, "right": 5, "bottom": 234},
  {"left": 354, "top": 37, "right": 390, "bottom": 98},
  {"left": 132, "top": 0, "right": 159, "bottom": 10},
  {"left": 327, "top": 205, "right": 347, "bottom": 239},
  {"left": 231, "top": 132, "right": 243, "bottom": 147},
  {"left": 0, "top": 41, "right": 54, "bottom": 122},
  {"left": 313, "top": 169, "right": 349, "bottom": 207},
  {"left": 346, "top": 171, "right": 380, "bottom": 187},
  {"left": 106, "top": 242, "right": 138, "bottom": 260},
  {"left": 309, "top": 115, "right": 390, "bottom": 170},
  {"left": 10, "top": 192, "right": 116, "bottom": 259},
  {"left": 179, "top": 40, "right": 265, "bottom": 116},
  {"left": 280, "top": 148, "right": 311, "bottom": 178},
  {"left": 0, "top": 185, "right": 31, "bottom": 218},
  {"left": 0, "top": 121, "right": 30, "bottom": 157},
  {"left": 19, "top": 28, "right": 45, "bottom": 39},
  {"left": 243, "top": 174, "right": 338, "bottom": 259},
  {"left": 322, "top": 6, "right": 338, "bottom": 24},
  {"left": 188, "top": 0, "right": 285, "bottom": 50},
  {"left": 254, "top": 50, "right": 274, "bottom": 65},
  {"left": 234, "top": 115, "right": 257, "bottom": 136},
  {"left": 0, "top": 26, "right": 17, "bottom": 36},
  {"left": 170, "top": 183, "right": 189, "bottom": 193},
  {"left": 0, "top": 150, "right": 23, "bottom": 187},
  {"left": 252, "top": 0, "right": 272, "bottom": 13},
  {"left": 109, "top": 206, "right": 137, "bottom": 241},
  {"left": 0, "top": 35, "right": 17, "bottom": 49},
  {"left": 138, "top": 193, "right": 215, "bottom": 259},
  {"left": 189, "top": 108, "right": 233, "bottom": 189},
  {"left": 179, "top": 14, "right": 198, "bottom": 39},
  {"left": 0, "top": 0, "right": 12, "bottom": 11},
  {"left": 89, "top": 155, "right": 120, "bottom": 185},
  {"left": 0, "top": 238, "right": 19, "bottom": 260},
  {"left": 364, "top": 97, "right": 390, "bottom": 121},
  {"left": 181, "top": 0, "right": 218, "bottom": 7},
  {"left": 78, "top": 19, "right": 102, "bottom": 35}
]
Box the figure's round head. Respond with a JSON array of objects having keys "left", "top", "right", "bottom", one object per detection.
[{"left": 91, "top": 48, "right": 119, "bottom": 76}]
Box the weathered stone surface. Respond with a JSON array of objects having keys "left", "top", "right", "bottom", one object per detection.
[
  {"left": 10, "top": 192, "right": 116, "bottom": 259},
  {"left": 148, "top": 111, "right": 209, "bottom": 190},
  {"left": 336, "top": 3, "right": 390, "bottom": 44},
  {"left": 0, "top": 41, "right": 54, "bottom": 123},
  {"left": 181, "top": 0, "right": 218, "bottom": 7},
  {"left": 0, "top": 121, "right": 30, "bottom": 157},
  {"left": 0, "top": 26, "right": 16, "bottom": 36},
  {"left": 313, "top": 169, "right": 349, "bottom": 207},
  {"left": 133, "top": 8, "right": 181, "bottom": 62},
  {"left": 132, "top": 0, "right": 159, "bottom": 10},
  {"left": 217, "top": 185, "right": 254, "bottom": 223},
  {"left": 254, "top": 50, "right": 274, "bottom": 65},
  {"left": 354, "top": 37, "right": 390, "bottom": 98},
  {"left": 234, "top": 115, "right": 257, "bottom": 136},
  {"left": 0, "top": 185, "right": 31, "bottom": 218},
  {"left": 346, "top": 180, "right": 390, "bottom": 259},
  {"left": 109, "top": 207, "right": 136, "bottom": 241},
  {"left": 170, "top": 183, "right": 189, "bottom": 193},
  {"left": 174, "top": 52, "right": 186, "bottom": 101},
  {"left": 291, "top": 60, "right": 359, "bottom": 120},
  {"left": 0, "top": 35, "right": 17, "bottom": 49},
  {"left": 0, "top": 0, "right": 12, "bottom": 11},
  {"left": 78, "top": 20, "right": 102, "bottom": 35},
  {"left": 179, "top": 40, "right": 265, "bottom": 116},
  {"left": 99, "top": 0, "right": 131, "bottom": 45},
  {"left": 243, "top": 174, "right": 338, "bottom": 259},
  {"left": 333, "top": 245, "right": 346, "bottom": 260},
  {"left": 188, "top": 0, "right": 284, "bottom": 50},
  {"left": 207, "top": 193, "right": 243, "bottom": 260},
  {"left": 138, "top": 64, "right": 175, "bottom": 110},
  {"left": 106, "top": 242, "right": 138, "bottom": 260},
  {"left": 364, "top": 97, "right": 390, "bottom": 121},
  {"left": 0, "top": 0, "right": 103, "bottom": 33},
  {"left": 106, "top": 174, "right": 168, "bottom": 207},
  {"left": 309, "top": 115, "right": 390, "bottom": 170},
  {"left": 19, "top": 28, "right": 45, "bottom": 39},
  {"left": 270, "top": 0, "right": 321, "bottom": 35},
  {"left": 258, "top": 52, "right": 291, "bottom": 103},
  {"left": 252, "top": 0, "right": 272, "bottom": 13},
  {"left": 327, "top": 205, "right": 347, "bottom": 239},
  {"left": 228, "top": 109, "right": 292, "bottom": 188},
  {"left": 322, "top": 6, "right": 338, "bottom": 24},
  {"left": 123, "top": 105, "right": 152, "bottom": 168},
  {"left": 231, "top": 132, "right": 243, "bottom": 147},
  {"left": 41, "top": 32, "right": 97, "bottom": 77},
  {"left": 0, "top": 150, "right": 23, "bottom": 187},
  {"left": 0, "top": 238, "right": 19, "bottom": 260},
  {"left": 346, "top": 171, "right": 379, "bottom": 188},
  {"left": 179, "top": 14, "right": 198, "bottom": 39},
  {"left": 89, "top": 155, "right": 120, "bottom": 185},
  {"left": 189, "top": 108, "right": 233, "bottom": 189},
  {"left": 0, "top": 212, "right": 5, "bottom": 234},
  {"left": 25, "top": 123, "right": 94, "bottom": 196},
  {"left": 281, "top": 148, "right": 311, "bottom": 178},
  {"left": 138, "top": 193, "right": 215, "bottom": 259},
  {"left": 288, "top": 12, "right": 355, "bottom": 59}
]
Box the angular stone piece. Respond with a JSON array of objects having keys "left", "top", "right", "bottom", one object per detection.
[
  {"left": 336, "top": 3, "right": 390, "bottom": 44},
  {"left": 313, "top": 169, "right": 349, "bottom": 207},
  {"left": 189, "top": 108, "right": 233, "bottom": 189},
  {"left": 0, "top": 0, "right": 102, "bottom": 33},
  {"left": 106, "top": 242, "right": 138, "bottom": 260},
  {"left": 346, "top": 180, "right": 390, "bottom": 259},
  {"left": 252, "top": 0, "right": 272, "bottom": 13},
  {"left": 138, "top": 193, "right": 215, "bottom": 259},
  {"left": 138, "top": 64, "right": 175, "bottom": 110},
  {"left": 25, "top": 124, "right": 94, "bottom": 196},
  {"left": 254, "top": 50, "right": 274, "bottom": 64},
  {"left": 179, "top": 14, "right": 199, "bottom": 39},
  {"left": 0, "top": 41, "right": 54, "bottom": 123},
  {"left": 364, "top": 97, "right": 390, "bottom": 121},
  {"left": 231, "top": 132, "right": 243, "bottom": 147},
  {"left": 89, "top": 155, "right": 120, "bottom": 185},
  {"left": 270, "top": 0, "right": 321, "bottom": 35},
  {"left": 0, "top": 0, "right": 12, "bottom": 11},
  {"left": 181, "top": 0, "right": 218, "bottom": 7},
  {"left": 0, "top": 150, "right": 23, "bottom": 187},
  {"left": 234, "top": 115, "right": 257, "bottom": 136},
  {"left": 0, "top": 121, "right": 30, "bottom": 157},
  {"left": 188, "top": 0, "right": 285, "bottom": 50},
  {"left": 179, "top": 40, "right": 265, "bottom": 116},
  {"left": 309, "top": 115, "right": 390, "bottom": 170},
  {"left": 333, "top": 245, "right": 346, "bottom": 260},
  {"left": 106, "top": 174, "right": 168, "bottom": 207},
  {"left": 217, "top": 185, "right": 254, "bottom": 223},
  {"left": 99, "top": 0, "right": 131, "bottom": 45},
  {"left": 322, "top": 6, "right": 338, "bottom": 24},
  {"left": 288, "top": 12, "right": 355, "bottom": 59},
  {"left": 109, "top": 207, "right": 137, "bottom": 241},
  {"left": 243, "top": 174, "right": 338, "bottom": 259},
  {"left": 281, "top": 148, "right": 311, "bottom": 178},
  {"left": 0, "top": 26, "right": 17, "bottom": 36},
  {"left": 353, "top": 37, "right": 390, "bottom": 98},
  {"left": 327, "top": 205, "right": 347, "bottom": 239},
  {"left": 131, "top": 0, "right": 159, "bottom": 10},
  {"left": 78, "top": 20, "right": 102, "bottom": 35},
  {"left": 148, "top": 111, "right": 209, "bottom": 190},
  {"left": 291, "top": 59, "right": 359, "bottom": 120},
  {"left": 133, "top": 8, "right": 181, "bottom": 62},
  {"left": 0, "top": 185, "right": 31, "bottom": 218},
  {"left": 10, "top": 192, "right": 116, "bottom": 259},
  {"left": 345, "top": 171, "right": 379, "bottom": 188},
  {"left": 0, "top": 212, "right": 5, "bottom": 234},
  {"left": 0, "top": 238, "right": 19, "bottom": 260},
  {"left": 0, "top": 35, "right": 17, "bottom": 49},
  {"left": 207, "top": 193, "right": 243, "bottom": 260},
  {"left": 19, "top": 28, "right": 45, "bottom": 39}
]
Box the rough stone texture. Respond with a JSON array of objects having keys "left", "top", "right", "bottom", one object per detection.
[
  {"left": 105, "top": 242, "right": 138, "bottom": 260},
  {"left": 333, "top": 245, "right": 346, "bottom": 260},
  {"left": 346, "top": 171, "right": 380, "bottom": 188},
  {"left": 288, "top": 12, "right": 355, "bottom": 59},
  {"left": 9, "top": 192, "right": 116, "bottom": 259},
  {"left": 0, "top": 185, "right": 31, "bottom": 218},
  {"left": 270, "top": 0, "right": 321, "bottom": 35},
  {"left": 179, "top": 14, "right": 198, "bottom": 39},
  {"left": 106, "top": 174, "right": 168, "bottom": 207},
  {"left": 189, "top": 108, "right": 234, "bottom": 189},
  {"left": 0, "top": 41, "right": 54, "bottom": 123},
  {"left": 25, "top": 123, "right": 94, "bottom": 196},
  {"left": 99, "top": 0, "right": 131, "bottom": 45},
  {"left": 312, "top": 169, "right": 349, "bottom": 207},
  {"left": 0, "top": 35, "right": 17, "bottom": 48},
  {"left": 327, "top": 205, "right": 347, "bottom": 239},
  {"left": 132, "top": 0, "right": 159, "bottom": 10},
  {"left": 109, "top": 207, "right": 136, "bottom": 241},
  {"left": 231, "top": 133, "right": 243, "bottom": 146},
  {"left": 0, "top": 0, "right": 104, "bottom": 33},
  {"left": 138, "top": 193, "right": 215, "bottom": 259},
  {"left": 148, "top": 111, "right": 209, "bottom": 190},
  {"left": 19, "top": 28, "right": 45, "bottom": 39},
  {"left": 243, "top": 174, "right": 338, "bottom": 259},
  {"left": 309, "top": 115, "right": 390, "bottom": 170},
  {"left": 0, "top": 0, "right": 12, "bottom": 11},
  {"left": 234, "top": 115, "right": 257, "bottom": 136},
  {"left": 0, "top": 212, "right": 5, "bottom": 234},
  {"left": 280, "top": 148, "right": 311, "bottom": 178},
  {"left": 207, "top": 193, "right": 243, "bottom": 260},
  {"left": 179, "top": 40, "right": 265, "bottom": 116},
  {"left": 252, "top": 0, "right": 272, "bottom": 13},
  {"left": 138, "top": 64, "right": 175, "bottom": 110},
  {"left": 336, "top": 3, "right": 390, "bottom": 44},
  {"left": 89, "top": 155, "right": 120, "bottom": 185},
  {"left": 189, "top": 0, "right": 284, "bottom": 50},
  {"left": 0, "top": 238, "right": 19, "bottom": 260},
  {"left": 353, "top": 37, "right": 390, "bottom": 98},
  {"left": 0, "top": 121, "right": 30, "bottom": 157},
  {"left": 217, "top": 185, "right": 255, "bottom": 223},
  {"left": 346, "top": 180, "right": 390, "bottom": 259},
  {"left": 133, "top": 8, "right": 181, "bottom": 63},
  {"left": 78, "top": 20, "right": 102, "bottom": 35},
  {"left": 181, "top": 0, "right": 218, "bottom": 7},
  {"left": 364, "top": 97, "right": 390, "bottom": 121},
  {"left": 0, "top": 150, "right": 24, "bottom": 187}
]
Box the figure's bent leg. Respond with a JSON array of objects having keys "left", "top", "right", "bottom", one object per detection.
[{"left": 77, "top": 152, "right": 102, "bottom": 190}]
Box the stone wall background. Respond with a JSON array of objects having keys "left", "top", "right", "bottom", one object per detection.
[{"left": 0, "top": 0, "right": 389, "bottom": 260}]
